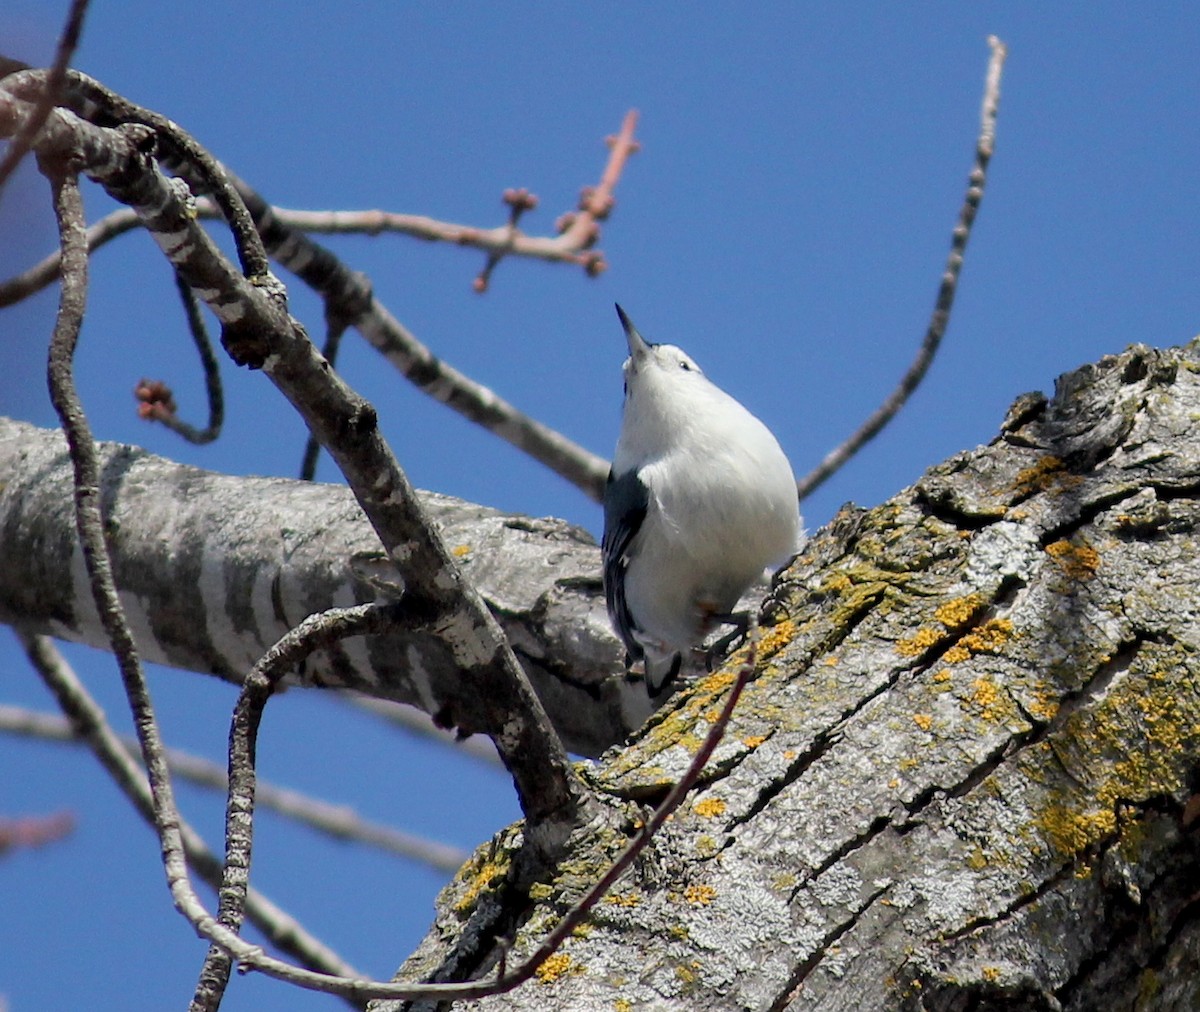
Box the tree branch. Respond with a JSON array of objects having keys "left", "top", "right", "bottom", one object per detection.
[
  {"left": 11, "top": 70, "right": 594, "bottom": 844},
  {"left": 795, "top": 36, "right": 1008, "bottom": 502},
  {"left": 0, "top": 701, "right": 468, "bottom": 871},
  {"left": 0, "top": 415, "right": 643, "bottom": 759}
]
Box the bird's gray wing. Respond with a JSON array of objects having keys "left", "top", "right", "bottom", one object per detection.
[{"left": 601, "top": 466, "right": 649, "bottom": 662}]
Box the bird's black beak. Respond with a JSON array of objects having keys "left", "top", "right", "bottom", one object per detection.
[{"left": 615, "top": 303, "right": 650, "bottom": 358}]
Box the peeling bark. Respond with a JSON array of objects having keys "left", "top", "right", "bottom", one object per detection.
[{"left": 382, "top": 341, "right": 1200, "bottom": 1011}]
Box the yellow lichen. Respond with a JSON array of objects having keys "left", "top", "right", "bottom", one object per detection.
[
  {"left": 604, "top": 891, "right": 641, "bottom": 908},
  {"left": 1011, "top": 455, "right": 1066, "bottom": 495},
  {"left": 942, "top": 644, "right": 971, "bottom": 664},
  {"left": 696, "top": 670, "right": 736, "bottom": 694},
  {"left": 820, "top": 572, "right": 853, "bottom": 595},
  {"left": 758, "top": 618, "right": 796, "bottom": 655},
  {"left": 453, "top": 858, "right": 507, "bottom": 914},
  {"left": 1033, "top": 647, "right": 1198, "bottom": 859},
  {"left": 896, "top": 627, "right": 945, "bottom": 657},
  {"left": 935, "top": 594, "right": 984, "bottom": 630},
  {"left": 528, "top": 882, "right": 555, "bottom": 901},
  {"left": 968, "top": 674, "right": 1003, "bottom": 721},
  {"left": 742, "top": 735, "right": 767, "bottom": 749},
  {"left": 1028, "top": 681, "right": 1061, "bottom": 721},
  {"left": 535, "top": 953, "right": 583, "bottom": 984},
  {"left": 451, "top": 543, "right": 472, "bottom": 557},
  {"left": 675, "top": 960, "right": 702, "bottom": 984},
  {"left": 614, "top": 1000, "right": 633, "bottom": 1012},
  {"left": 1038, "top": 804, "right": 1116, "bottom": 857},
  {"left": 823, "top": 655, "right": 839, "bottom": 666},
  {"left": 933, "top": 668, "right": 953, "bottom": 683},
  {"left": 684, "top": 883, "right": 717, "bottom": 905},
  {"left": 913, "top": 713, "right": 934, "bottom": 732},
  {"left": 693, "top": 797, "right": 727, "bottom": 818},
  {"left": 1045, "top": 539, "right": 1101, "bottom": 580},
  {"left": 943, "top": 619, "right": 1015, "bottom": 665},
  {"left": 981, "top": 966, "right": 1003, "bottom": 983}
]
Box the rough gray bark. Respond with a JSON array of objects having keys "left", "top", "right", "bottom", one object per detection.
[
  {"left": 382, "top": 340, "right": 1200, "bottom": 1011},
  {"left": 0, "top": 416, "right": 647, "bottom": 758}
]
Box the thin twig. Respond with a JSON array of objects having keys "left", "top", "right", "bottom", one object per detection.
[
  {"left": 794, "top": 36, "right": 1008, "bottom": 502},
  {"left": 0, "top": 203, "right": 141, "bottom": 307},
  {"left": 0, "top": 0, "right": 88, "bottom": 193},
  {"left": 134, "top": 271, "right": 224, "bottom": 443},
  {"left": 16, "top": 633, "right": 366, "bottom": 995},
  {"left": 0, "top": 109, "right": 616, "bottom": 500},
  {"left": 299, "top": 314, "right": 348, "bottom": 480},
  {"left": 196, "top": 603, "right": 399, "bottom": 1010},
  {"left": 0, "top": 703, "right": 468, "bottom": 871}
]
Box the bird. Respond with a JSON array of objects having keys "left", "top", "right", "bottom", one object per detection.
[{"left": 602, "top": 304, "right": 803, "bottom": 696}]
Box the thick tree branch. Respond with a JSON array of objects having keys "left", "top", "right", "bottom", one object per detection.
[{"left": 0, "top": 415, "right": 645, "bottom": 758}]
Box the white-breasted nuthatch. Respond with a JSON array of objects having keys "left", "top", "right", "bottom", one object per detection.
[{"left": 602, "top": 304, "right": 803, "bottom": 695}]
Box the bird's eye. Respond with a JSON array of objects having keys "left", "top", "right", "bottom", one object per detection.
[{"left": 678, "top": 359, "right": 692, "bottom": 371}]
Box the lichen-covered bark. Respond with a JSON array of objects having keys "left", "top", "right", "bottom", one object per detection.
[
  {"left": 0, "top": 416, "right": 646, "bottom": 757},
  {"left": 390, "top": 341, "right": 1200, "bottom": 1011}
]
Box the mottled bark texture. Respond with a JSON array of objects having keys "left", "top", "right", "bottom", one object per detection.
[
  {"left": 0, "top": 417, "right": 646, "bottom": 758},
  {"left": 382, "top": 340, "right": 1200, "bottom": 1011}
]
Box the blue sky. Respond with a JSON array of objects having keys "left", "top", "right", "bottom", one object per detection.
[{"left": 2, "top": 4, "right": 1199, "bottom": 1009}]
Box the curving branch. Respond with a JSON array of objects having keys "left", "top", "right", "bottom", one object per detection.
[
  {"left": 0, "top": 1, "right": 88, "bottom": 191},
  {"left": 134, "top": 272, "right": 225, "bottom": 444},
  {"left": 795, "top": 36, "right": 1008, "bottom": 502}
]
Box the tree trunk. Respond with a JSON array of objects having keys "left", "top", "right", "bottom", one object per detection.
[{"left": 383, "top": 341, "right": 1200, "bottom": 1011}]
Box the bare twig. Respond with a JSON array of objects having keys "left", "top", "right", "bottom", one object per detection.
[
  {"left": 0, "top": 203, "right": 141, "bottom": 307},
  {"left": 16, "top": 633, "right": 366, "bottom": 991},
  {"left": 135, "top": 271, "right": 224, "bottom": 443},
  {"left": 0, "top": 703, "right": 468, "bottom": 871},
  {"left": 0, "top": 810, "right": 74, "bottom": 854},
  {"left": 794, "top": 36, "right": 1008, "bottom": 502},
  {"left": 0, "top": 0, "right": 88, "bottom": 193},
  {"left": 299, "top": 314, "right": 348, "bottom": 480}
]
